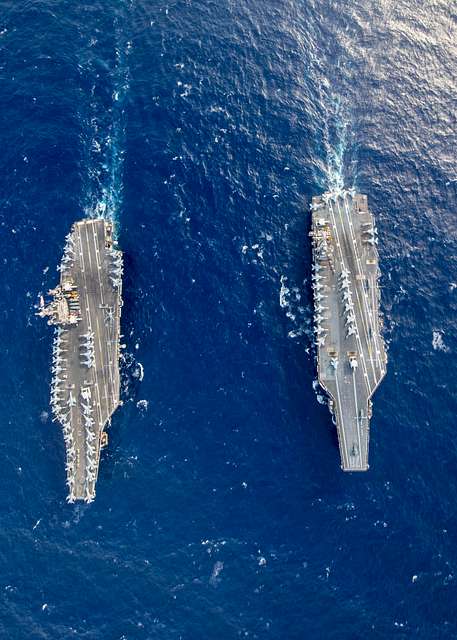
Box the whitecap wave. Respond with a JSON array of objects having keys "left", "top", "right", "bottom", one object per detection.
[
  {"left": 279, "top": 275, "right": 311, "bottom": 339},
  {"left": 432, "top": 330, "right": 449, "bottom": 353}
]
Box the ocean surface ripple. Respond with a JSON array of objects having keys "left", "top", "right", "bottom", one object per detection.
[{"left": 0, "top": 1, "right": 456, "bottom": 638}]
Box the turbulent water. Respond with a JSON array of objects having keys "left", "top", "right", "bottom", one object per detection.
[{"left": 0, "top": 1, "right": 456, "bottom": 638}]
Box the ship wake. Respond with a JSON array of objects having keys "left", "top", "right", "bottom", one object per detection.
[{"left": 82, "top": 7, "right": 132, "bottom": 228}]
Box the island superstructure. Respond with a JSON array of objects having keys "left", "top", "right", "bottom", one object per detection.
[
  {"left": 310, "top": 189, "right": 387, "bottom": 470},
  {"left": 38, "top": 218, "right": 123, "bottom": 502}
]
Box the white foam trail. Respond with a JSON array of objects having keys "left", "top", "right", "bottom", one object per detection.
[
  {"left": 321, "top": 95, "right": 349, "bottom": 192},
  {"left": 85, "top": 13, "right": 132, "bottom": 232},
  {"left": 306, "top": 31, "right": 354, "bottom": 191}
]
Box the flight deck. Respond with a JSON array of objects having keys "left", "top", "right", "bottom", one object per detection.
[
  {"left": 310, "top": 190, "right": 387, "bottom": 470},
  {"left": 38, "top": 218, "right": 123, "bottom": 502}
]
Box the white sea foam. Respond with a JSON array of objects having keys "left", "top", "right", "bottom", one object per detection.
[
  {"left": 179, "top": 84, "right": 192, "bottom": 98},
  {"left": 241, "top": 242, "right": 265, "bottom": 262},
  {"left": 201, "top": 539, "right": 227, "bottom": 554},
  {"left": 279, "top": 275, "right": 309, "bottom": 339},
  {"left": 432, "top": 330, "right": 449, "bottom": 352},
  {"left": 136, "top": 399, "right": 148, "bottom": 411},
  {"left": 322, "top": 97, "right": 348, "bottom": 192},
  {"left": 309, "top": 43, "right": 354, "bottom": 192},
  {"left": 279, "top": 275, "right": 289, "bottom": 309},
  {"left": 133, "top": 362, "right": 144, "bottom": 382},
  {"left": 209, "top": 561, "right": 224, "bottom": 585}
]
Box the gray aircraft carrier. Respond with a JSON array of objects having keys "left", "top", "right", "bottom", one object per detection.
[
  {"left": 310, "top": 189, "right": 387, "bottom": 471},
  {"left": 38, "top": 218, "right": 123, "bottom": 502}
]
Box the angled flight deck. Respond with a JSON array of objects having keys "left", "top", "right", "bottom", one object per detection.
[
  {"left": 38, "top": 218, "right": 123, "bottom": 502},
  {"left": 310, "top": 189, "right": 387, "bottom": 470}
]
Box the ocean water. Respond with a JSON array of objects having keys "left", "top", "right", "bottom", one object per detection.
[{"left": 0, "top": 0, "right": 456, "bottom": 638}]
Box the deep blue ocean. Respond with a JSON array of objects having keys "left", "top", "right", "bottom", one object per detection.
[{"left": 0, "top": 1, "right": 456, "bottom": 638}]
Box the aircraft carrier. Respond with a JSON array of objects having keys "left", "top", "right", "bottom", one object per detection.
[
  {"left": 38, "top": 218, "right": 123, "bottom": 502},
  {"left": 310, "top": 189, "right": 387, "bottom": 471}
]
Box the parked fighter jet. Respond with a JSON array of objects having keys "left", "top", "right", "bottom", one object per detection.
[
  {"left": 51, "top": 386, "right": 63, "bottom": 396},
  {"left": 339, "top": 269, "right": 350, "bottom": 280},
  {"left": 339, "top": 279, "right": 350, "bottom": 291},
  {"left": 347, "top": 325, "right": 357, "bottom": 338}
]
